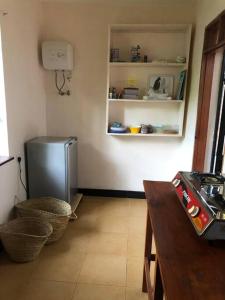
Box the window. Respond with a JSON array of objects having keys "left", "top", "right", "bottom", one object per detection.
[{"left": 0, "top": 28, "right": 9, "bottom": 156}]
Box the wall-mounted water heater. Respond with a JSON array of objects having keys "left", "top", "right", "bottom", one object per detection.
[
  {"left": 42, "top": 41, "right": 74, "bottom": 96},
  {"left": 42, "top": 41, "right": 73, "bottom": 71}
]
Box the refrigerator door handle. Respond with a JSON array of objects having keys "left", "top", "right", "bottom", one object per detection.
[{"left": 65, "top": 139, "right": 77, "bottom": 203}]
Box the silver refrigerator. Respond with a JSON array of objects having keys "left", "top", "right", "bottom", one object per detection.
[{"left": 25, "top": 136, "right": 77, "bottom": 203}]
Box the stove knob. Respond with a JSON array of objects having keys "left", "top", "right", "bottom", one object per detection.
[
  {"left": 188, "top": 205, "right": 200, "bottom": 218},
  {"left": 172, "top": 178, "right": 181, "bottom": 187}
]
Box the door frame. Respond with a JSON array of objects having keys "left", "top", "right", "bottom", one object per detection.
[
  {"left": 210, "top": 52, "right": 225, "bottom": 172},
  {"left": 192, "top": 52, "right": 215, "bottom": 171},
  {"left": 192, "top": 9, "right": 225, "bottom": 171}
]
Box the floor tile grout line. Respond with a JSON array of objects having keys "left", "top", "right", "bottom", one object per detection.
[
  {"left": 75, "top": 281, "right": 127, "bottom": 288},
  {"left": 28, "top": 278, "right": 81, "bottom": 285},
  {"left": 126, "top": 199, "right": 132, "bottom": 294},
  {"left": 70, "top": 282, "right": 78, "bottom": 300},
  {"left": 125, "top": 232, "right": 129, "bottom": 300},
  {"left": 26, "top": 277, "right": 129, "bottom": 288},
  {"left": 70, "top": 283, "right": 128, "bottom": 300},
  {"left": 73, "top": 251, "right": 88, "bottom": 286}
]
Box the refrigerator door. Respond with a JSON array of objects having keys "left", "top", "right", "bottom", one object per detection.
[
  {"left": 26, "top": 136, "right": 77, "bottom": 202},
  {"left": 26, "top": 140, "right": 66, "bottom": 200},
  {"left": 65, "top": 138, "right": 77, "bottom": 203}
]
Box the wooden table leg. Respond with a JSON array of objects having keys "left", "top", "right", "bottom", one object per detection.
[
  {"left": 142, "top": 210, "right": 153, "bottom": 294},
  {"left": 153, "top": 259, "right": 164, "bottom": 300}
]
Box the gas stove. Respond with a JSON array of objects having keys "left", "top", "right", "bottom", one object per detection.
[{"left": 172, "top": 171, "right": 225, "bottom": 240}]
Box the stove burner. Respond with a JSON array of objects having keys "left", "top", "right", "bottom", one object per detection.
[
  {"left": 202, "top": 185, "right": 223, "bottom": 197},
  {"left": 191, "top": 172, "right": 225, "bottom": 185}
]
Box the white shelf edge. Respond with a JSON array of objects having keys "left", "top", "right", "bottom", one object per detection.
[
  {"left": 106, "top": 132, "right": 182, "bottom": 137},
  {"left": 109, "top": 62, "right": 187, "bottom": 68},
  {"left": 110, "top": 24, "right": 192, "bottom": 34},
  {"left": 108, "top": 99, "right": 184, "bottom": 103}
]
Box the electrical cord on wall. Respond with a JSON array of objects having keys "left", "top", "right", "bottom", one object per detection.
[
  {"left": 55, "top": 70, "right": 71, "bottom": 96},
  {"left": 17, "top": 157, "right": 27, "bottom": 192},
  {"left": 55, "top": 70, "right": 65, "bottom": 94}
]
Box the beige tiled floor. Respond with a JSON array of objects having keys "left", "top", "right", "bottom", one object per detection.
[{"left": 0, "top": 196, "right": 154, "bottom": 300}]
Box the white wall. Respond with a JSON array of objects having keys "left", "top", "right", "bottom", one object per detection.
[
  {"left": 41, "top": 2, "right": 197, "bottom": 191},
  {"left": 0, "top": 0, "right": 46, "bottom": 223}
]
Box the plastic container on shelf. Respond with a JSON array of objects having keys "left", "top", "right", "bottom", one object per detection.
[
  {"left": 154, "top": 125, "right": 164, "bottom": 133},
  {"left": 129, "top": 126, "right": 141, "bottom": 134}
]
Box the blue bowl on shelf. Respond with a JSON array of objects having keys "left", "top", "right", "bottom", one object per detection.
[{"left": 110, "top": 126, "right": 127, "bottom": 133}]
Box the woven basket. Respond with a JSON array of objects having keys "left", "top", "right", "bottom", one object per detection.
[
  {"left": 15, "top": 197, "right": 72, "bottom": 244},
  {"left": 0, "top": 217, "right": 52, "bottom": 263}
]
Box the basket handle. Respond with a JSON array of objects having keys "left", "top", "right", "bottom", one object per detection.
[{"left": 70, "top": 212, "right": 78, "bottom": 220}]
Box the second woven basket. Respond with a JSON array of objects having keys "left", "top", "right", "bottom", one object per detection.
[
  {"left": 0, "top": 217, "right": 52, "bottom": 262},
  {"left": 15, "top": 197, "right": 72, "bottom": 244}
]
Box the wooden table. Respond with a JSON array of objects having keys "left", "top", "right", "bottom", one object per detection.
[{"left": 142, "top": 180, "right": 225, "bottom": 300}]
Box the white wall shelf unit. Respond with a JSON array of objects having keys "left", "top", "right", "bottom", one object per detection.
[
  {"left": 107, "top": 133, "right": 182, "bottom": 137},
  {"left": 106, "top": 24, "right": 192, "bottom": 137},
  {"left": 109, "top": 62, "right": 187, "bottom": 68},
  {"left": 108, "top": 99, "right": 183, "bottom": 103}
]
